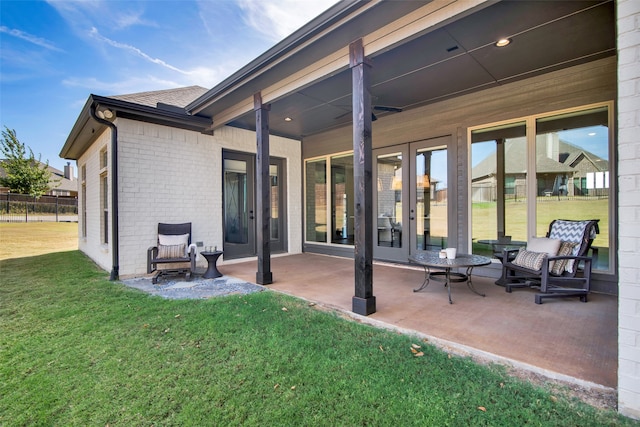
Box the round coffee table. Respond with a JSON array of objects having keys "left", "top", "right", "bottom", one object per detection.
[{"left": 408, "top": 252, "right": 491, "bottom": 304}]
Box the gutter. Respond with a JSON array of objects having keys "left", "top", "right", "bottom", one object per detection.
[{"left": 90, "top": 105, "right": 119, "bottom": 281}]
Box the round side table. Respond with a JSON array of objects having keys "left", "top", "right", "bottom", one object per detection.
[{"left": 201, "top": 251, "right": 223, "bottom": 278}]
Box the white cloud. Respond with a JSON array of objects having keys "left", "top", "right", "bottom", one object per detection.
[
  {"left": 0, "top": 26, "right": 63, "bottom": 52},
  {"left": 89, "top": 27, "right": 188, "bottom": 74},
  {"left": 86, "top": 27, "right": 232, "bottom": 87},
  {"left": 237, "top": 0, "right": 340, "bottom": 41}
]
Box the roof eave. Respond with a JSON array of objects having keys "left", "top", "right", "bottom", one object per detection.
[{"left": 60, "top": 95, "right": 212, "bottom": 161}]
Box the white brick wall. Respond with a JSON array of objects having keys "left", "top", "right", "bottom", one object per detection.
[
  {"left": 87, "top": 120, "right": 302, "bottom": 277},
  {"left": 617, "top": 0, "right": 640, "bottom": 420},
  {"left": 77, "top": 130, "right": 113, "bottom": 273}
]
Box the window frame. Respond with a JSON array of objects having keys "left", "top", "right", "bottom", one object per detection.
[{"left": 468, "top": 101, "right": 615, "bottom": 274}]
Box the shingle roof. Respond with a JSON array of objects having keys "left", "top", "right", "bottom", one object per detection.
[
  {"left": 110, "top": 86, "right": 209, "bottom": 108},
  {"left": 471, "top": 138, "right": 606, "bottom": 180}
]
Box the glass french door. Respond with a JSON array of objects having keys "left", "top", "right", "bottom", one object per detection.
[
  {"left": 224, "top": 151, "right": 255, "bottom": 259},
  {"left": 373, "top": 136, "right": 450, "bottom": 262},
  {"left": 223, "top": 151, "right": 286, "bottom": 259}
]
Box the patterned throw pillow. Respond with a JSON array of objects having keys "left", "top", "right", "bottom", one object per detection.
[
  {"left": 512, "top": 248, "right": 546, "bottom": 271},
  {"left": 157, "top": 243, "right": 187, "bottom": 259},
  {"left": 550, "top": 241, "right": 578, "bottom": 276}
]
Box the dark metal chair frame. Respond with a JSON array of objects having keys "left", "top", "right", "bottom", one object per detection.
[
  {"left": 147, "top": 222, "right": 196, "bottom": 284},
  {"left": 503, "top": 219, "right": 599, "bottom": 304}
]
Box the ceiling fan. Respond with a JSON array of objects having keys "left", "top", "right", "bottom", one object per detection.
[{"left": 334, "top": 105, "right": 403, "bottom": 121}]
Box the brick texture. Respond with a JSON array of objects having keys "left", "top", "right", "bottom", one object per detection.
[
  {"left": 79, "top": 120, "right": 302, "bottom": 278},
  {"left": 617, "top": 0, "right": 640, "bottom": 420}
]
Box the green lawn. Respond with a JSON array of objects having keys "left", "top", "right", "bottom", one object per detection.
[{"left": 0, "top": 242, "right": 633, "bottom": 424}]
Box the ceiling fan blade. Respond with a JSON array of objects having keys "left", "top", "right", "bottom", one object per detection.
[
  {"left": 373, "top": 105, "right": 403, "bottom": 112},
  {"left": 334, "top": 111, "right": 378, "bottom": 121}
]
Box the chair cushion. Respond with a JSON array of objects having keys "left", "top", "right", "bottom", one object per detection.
[
  {"left": 159, "top": 233, "right": 189, "bottom": 246},
  {"left": 527, "top": 236, "right": 561, "bottom": 255},
  {"left": 512, "top": 248, "right": 547, "bottom": 271},
  {"left": 527, "top": 237, "right": 561, "bottom": 270},
  {"left": 157, "top": 243, "right": 187, "bottom": 259},
  {"left": 550, "top": 241, "right": 579, "bottom": 276},
  {"left": 159, "top": 234, "right": 190, "bottom": 257}
]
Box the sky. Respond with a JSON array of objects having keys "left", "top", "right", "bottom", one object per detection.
[{"left": 0, "top": 0, "right": 339, "bottom": 172}]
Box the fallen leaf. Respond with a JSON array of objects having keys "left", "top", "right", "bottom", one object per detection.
[
  {"left": 291, "top": 385, "right": 296, "bottom": 390},
  {"left": 164, "top": 328, "right": 170, "bottom": 333},
  {"left": 308, "top": 302, "right": 316, "bottom": 307},
  {"left": 281, "top": 307, "right": 288, "bottom": 311},
  {"left": 174, "top": 314, "right": 181, "bottom": 318},
  {"left": 143, "top": 324, "right": 149, "bottom": 328},
  {"left": 448, "top": 354, "right": 451, "bottom": 359},
  {"left": 550, "top": 395, "right": 558, "bottom": 403},
  {"left": 411, "top": 343, "right": 421, "bottom": 349},
  {"left": 478, "top": 406, "right": 487, "bottom": 412},
  {"left": 379, "top": 345, "right": 384, "bottom": 352},
  {"left": 274, "top": 384, "right": 280, "bottom": 389},
  {"left": 414, "top": 352, "right": 424, "bottom": 357},
  {"left": 410, "top": 347, "right": 418, "bottom": 354},
  {"left": 500, "top": 382, "right": 504, "bottom": 388}
]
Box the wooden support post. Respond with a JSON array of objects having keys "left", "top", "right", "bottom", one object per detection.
[
  {"left": 350, "top": 39, "right": 376, "bottom": 316},
  {"left": 254, "top": 93, "right": 273, "bottom": 285}
]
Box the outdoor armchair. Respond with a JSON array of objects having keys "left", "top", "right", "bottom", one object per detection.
[
  {"left": 503, "top": 219, "right": 599, "bottom": 304},
  {"left": 147, "top": 222, "right": 197, "bottom": 284}
]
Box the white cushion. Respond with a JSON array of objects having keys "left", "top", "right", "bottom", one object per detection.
[
  {"left": 527, "top": 237, "right": 561, "bottom": 256},
  {"left": 159, "top": 233, "right": 189, "bottom": 246},
  {"left": 158, "top": 234, "right": 189, "bottom": 256},
  {"left": 527, "top": 237, "right": 561, "bottom": 270}
]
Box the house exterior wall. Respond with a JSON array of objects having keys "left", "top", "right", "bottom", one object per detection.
[
  {"left": 79, "top": 120, "right": 302, "bottom": 278},
  {"left": 617, "top": 0, "right": 640, "bottom": 419},
  {"left": 77, "top": 130, "right": 112, "bottom": 272},
  {"left": 304, "top": 57, "right": 615, "bottom": 259}
]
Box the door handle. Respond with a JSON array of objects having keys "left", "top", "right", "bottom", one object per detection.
[{"left": 249, "top": 210, "right": 255, "bottom": 220}]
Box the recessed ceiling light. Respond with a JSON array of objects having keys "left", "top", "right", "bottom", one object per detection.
[
  {"left": 284, "top": 117, "right": 292, "bottom": 122},
  {"left": 588, "top": 132, "right": 596, "bottom": 136},
  {"left": 495, "top": 38, "right": 511, "bottom": 47}
]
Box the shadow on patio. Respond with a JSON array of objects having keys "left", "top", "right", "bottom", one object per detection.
[{"left": 221, "top": 253, "right": 617, "bottom": 390}]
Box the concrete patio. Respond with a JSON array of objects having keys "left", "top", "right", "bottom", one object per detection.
[{"left": 219, "top": 253, "right": 617, "bottom": 390}]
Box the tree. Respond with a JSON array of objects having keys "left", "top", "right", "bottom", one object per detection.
[{"left": 0, "top": 126, "right": 53, "bottom": 198}]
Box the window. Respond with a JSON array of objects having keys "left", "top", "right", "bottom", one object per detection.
[
  {"left": 471, "top": 122, "right": 527, "bottom": 249},
  {"left": 81, "top": 165, "right": 87, "bottom": 238},
  {"left": 470, "top": 104, "right": 612, "bottom": 272},
  {"left": 331, "top": 154, "right": 354, "bottom": 245},
  {"left": 305, "top": 158, "right": 327, "bottom": 243},
  {"left": 100, "top": 148, "right": 108, "bottom": 170},
  {"left": 535, "top": 107, "right": 610, "bottom": 270},
  {"left": 100, "top": 173, "right": 108, "bottom": 244}
]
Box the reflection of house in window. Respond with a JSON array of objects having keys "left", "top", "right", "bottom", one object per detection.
[{"left": 471, "top": 138, "right": 608, "bottom": 200}]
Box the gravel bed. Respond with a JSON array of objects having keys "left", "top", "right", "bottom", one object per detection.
[{"left": 121, "top": 276, "right": 265, "bottom": 299}]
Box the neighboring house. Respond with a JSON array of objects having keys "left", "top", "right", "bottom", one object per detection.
[
  {"left": 0, "top": 160, "right": 77, "bottom": 197},
  {"left": 471, "top": 138, "right": 609, "bottom": 201},
  {"left": 59, "top": 1, "right": 640, "bottom": 418}
]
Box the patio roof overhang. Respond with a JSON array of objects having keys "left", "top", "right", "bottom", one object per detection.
[{"left": 187, "top": 0, "right": 616, "bottom": 141}]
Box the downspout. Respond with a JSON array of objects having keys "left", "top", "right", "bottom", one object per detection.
[{"left": 90, "top": 105, "right": 119, "bottom": 281}]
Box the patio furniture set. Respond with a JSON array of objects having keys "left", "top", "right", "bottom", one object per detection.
[
  {"left": 148, "top": 219, "right": 598, "bottom": 305},
  {"left": 147, "top": 222, "right": 223, "bottom": 284},
  {"left": 409, "top": 219, "right": 599, "bottom": 304}
]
